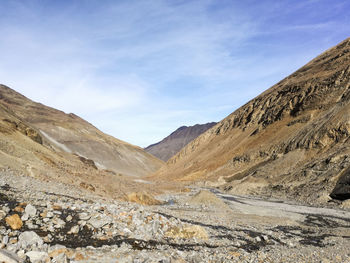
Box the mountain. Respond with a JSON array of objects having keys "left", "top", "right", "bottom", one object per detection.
[
  {"left": 152, "top": 37, "right": 350, "bottom": 204},
  {"left": 0, "top": 84, "right": 164, "bottom": 197},
  {"left": 145, "top": 122, "right": 217, "bottom": 161}
]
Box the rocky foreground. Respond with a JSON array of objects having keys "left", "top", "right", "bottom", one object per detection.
[{"left": 0, "top": 170, "right": 350, "bottom": 263}]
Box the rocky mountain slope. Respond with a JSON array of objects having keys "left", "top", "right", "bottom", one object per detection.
[
  {"left": 145, "top": 122, "right": 216, "bottom": 161},
  {"left": 0, "top": 85, "right": 163, "bottom": 178},
  {"left": 152, "top": 37, "right": 350, "bottom": 204},
  {"left": 0, "top": 85, "right": 165, "bottom": 200}
]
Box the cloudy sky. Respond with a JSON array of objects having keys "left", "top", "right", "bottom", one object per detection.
[{"left": 0, "top": 0, "right": 349, "bottom": 147}]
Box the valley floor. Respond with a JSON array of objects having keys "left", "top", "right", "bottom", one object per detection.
[{"left": 0, "top": 170, "right": 350, "bottom": 263}]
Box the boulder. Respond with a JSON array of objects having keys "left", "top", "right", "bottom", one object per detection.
[
  {"left": 5, "top": 214, "right": 23, "bottom": 230},
  {"left": 187, "top": 190, "right": 230, "bottom": 210},
  {"left": 18, "top": 231, "right": 43, "bottom": 248},
  {"left": 341, "top": 200, "right": 350, "bottom": 209},
  {"left": 48, "top": 244, "right": 67, "bottom": 258},
  {"left": 88, "top": 215, "right": 112, "bottom": 229},
  {"left": 330, "top": 166, "right": 350, "bottom": 200},
  {"left": 25, "top": 251, "right": 49, "bottom": 263},
  {"left": 0, "top": 210, "right": 6, "bottom": 220},
  {"left": 165, "top": 225, "right": 208, "bottom": 240},
  {"left": 24, "top": 204, "right": 37, "bottom": 218},
  {"left": 126, "top": 192, "right": 163, "bottom": 206}
]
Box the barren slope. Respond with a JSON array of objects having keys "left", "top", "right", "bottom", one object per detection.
[
  {"left": 153, "top": 37, "right": 350, "bottom": 204},
  {"left": 0, "top": 85, "right": 163, "bottom": 177},
  {"left": 145, "top": 122, "right": 216, "bottom": 161}
]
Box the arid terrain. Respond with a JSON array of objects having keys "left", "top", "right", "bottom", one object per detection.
[
  {"left": 153, "top": 37, "right": 350, "bottom": 206},
  {"left": 145, "top": 123, "right": 216, "bottom": 161},
  {"left": 0, "top": 84, "right": 163, "bottom": 178},
  {"left": 0, "top": 84, "right": 165, "bottom": 200},
  {"left": 1, "top": 170, "right": 350, "bottom": 262},
  {"left": 0, "top": 37, "right": 350, "bottom": 262}
]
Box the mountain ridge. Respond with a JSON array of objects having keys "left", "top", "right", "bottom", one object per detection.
[
  {"left": 145, "top": 122, "right": 217, "bottom": 161},
  {"left": 152, "top": 37, "right": 350, "bottom": 204},
  {"left": 0, "top": 84, "right": 163, "bottom": 180}
]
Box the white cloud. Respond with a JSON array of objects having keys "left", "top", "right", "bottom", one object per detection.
[{"left": 0, "top": 0, "right": 349, "bottom": 147}]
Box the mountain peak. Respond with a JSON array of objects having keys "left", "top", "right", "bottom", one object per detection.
[{"left": 145, "top": 122, "right": 217, "bottom": 161}]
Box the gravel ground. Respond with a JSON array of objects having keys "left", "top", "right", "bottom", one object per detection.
[{"left": 0, "top": 170, "right": 350, "bottom": 263}]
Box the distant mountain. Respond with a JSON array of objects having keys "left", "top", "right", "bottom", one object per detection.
[
  {"left": 0, "top": 84, "right": 163, "bottom": 180},
  {"left": 152, "top": 37, "right": 350, "bottom": 204},
  {"left": 145, "top": 122, "right": 217, "bottom": 161}
]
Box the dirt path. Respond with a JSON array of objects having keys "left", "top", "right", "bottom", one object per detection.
[{"left": 212, "top": 189, "right": 350, "bottom": 222}]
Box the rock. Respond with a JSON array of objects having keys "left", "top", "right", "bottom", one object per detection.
[
  {"left": 24, "top": 127, "right": 43, "bottom": 145},
  {"left": 68, "top": 225, "right": 79, "bottom": 234},
  {"left": 2, "top": 235, "right": 9, "bottom": 245},
  {"left": 2, "top": 206, "right": 10, "bottom": 214},
  {"left": 53, "top": 218, "right": 65, "bottom": 228},
  {"left": 6, "top": 244, "right": 18, "bottom": 253},
  {"left": 24, "top": 204, "right": 37, "bottom": 218},
  {"left": 341, "top": 199, "right": 350, "bottom": 209},
  {"left": 18, "top": 231, "right": 43, "bottom": 248},
  {"left": 5, "top": 214, "right": 23, "bottom": 230},
  {"left": 317, "top": 194, "right": 332, "bottom": 203},
  {"left": 9, "top": 237, "right": 17, "bottom": 244},
  {"left": 187, "top": 190, "right": 230, "bottom": 210},
  {"left": 52, "top": 205, "right": 62, "bottom": 211},
  {"left": 330, "top": 166, "right": 350, "bottom": 200},
  {"left": 21, "top": 214, "right": 29, "bottom": 221},
  {"left": 17, "top": 250, "right": 25, "bottom": 260},
  {"left": 0, "top": 249, "right": 23, "bottom": 263},
  {"left": 165, "top": 225, "right": 208, "bottom": 240},
  {"left": 74, "top": 252, "right": 86, "bottom": 261},
  {"left": 126, "top": 192, "right": 163, "bottom": 206},
  {"left": 262, "top": 235, "right": 269, "bottom": 241},
  {"left": 122, "top": 228, "right": 132, "bottom": 236},
  {"left": 88, "top": 215, "right": 112, "bottom": 229},
  {"left": 48, "top": 244, "right": 67, "bottom": 258},
  {"left": 14, "top": 206, "right": 24, "bottom": 213},
  {"left": 52, "top": 252, "right": 68, "bottom": 263},
  {"left": 0, "top": 210, "right": 6, "bottom": 220},
  {"left": 25, "top": 251, "right": 49, "bottom": 263},
  {"left": 39, "top": 212, "right": 47, "bottom": 218},
  {"left": 79, "top": 213, "right": 90, "bottom": 220},
  {"left": 46, "top": 212, "right": 54, "bottom": 218}
]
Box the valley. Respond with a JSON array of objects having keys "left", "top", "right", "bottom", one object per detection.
[{"left": 0, "top": 29, "right": 349, "bottom": 263}]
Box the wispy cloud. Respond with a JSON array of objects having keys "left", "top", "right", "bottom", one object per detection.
[{"left": 0, "top": 0, "right": 349, "bottom": 146}]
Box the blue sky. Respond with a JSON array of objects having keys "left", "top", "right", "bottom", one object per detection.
[{"left": 0, "top": 0, "right": 349, "bottom": 147}]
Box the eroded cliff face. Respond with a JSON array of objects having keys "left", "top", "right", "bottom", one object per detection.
[{"left": 153, "top": 37, "right": 350, "bottom": 204}]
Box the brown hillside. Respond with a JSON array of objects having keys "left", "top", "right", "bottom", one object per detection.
[
  {"left": 145, "top": 122, "right": 217, "bottom": 161},
  {"left": 0, "top": 85, "right": 163, "bottom": 177},
  {"left": 152, "top": 37, "right": 350, "bottom": 204}
]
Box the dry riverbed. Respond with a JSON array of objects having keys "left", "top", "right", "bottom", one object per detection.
[{"left": 0, "top": 170, "right": 350, "bottom": 262}]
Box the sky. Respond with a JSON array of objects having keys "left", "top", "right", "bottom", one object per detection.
[{"left": 0, "top": 0, "right": 349, "bottom": 147}]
